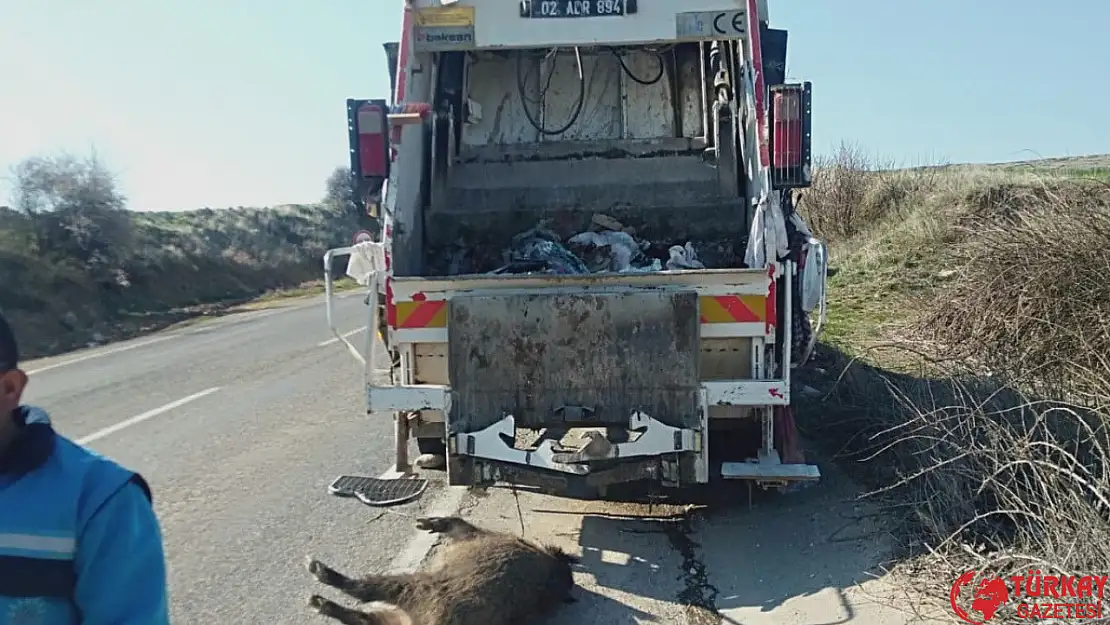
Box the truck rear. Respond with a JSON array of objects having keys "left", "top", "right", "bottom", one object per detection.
[{"left": 328, "top": 0, "right": 829, "bottom": 496}]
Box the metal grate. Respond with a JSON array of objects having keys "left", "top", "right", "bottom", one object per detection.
[{"left": 328, "top": 475, "right": 428, "bottom": 506}]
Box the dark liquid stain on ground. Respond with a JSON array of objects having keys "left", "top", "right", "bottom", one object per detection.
[{"left": 662, "top": 509, "right": 721, "bottom": 625}]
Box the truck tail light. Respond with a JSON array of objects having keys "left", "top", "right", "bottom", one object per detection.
[
  {"left": 346, "top": 98, "right": 392, "bottom": 217},
  {"left": 356, "top": 102, "right": 388, "bottom": 178},
  {"left": 769, "top": 82, "right": 812, "bottom": 189}
]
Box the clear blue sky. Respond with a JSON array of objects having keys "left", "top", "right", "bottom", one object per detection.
[{"left": 1, "top": 0, "right": 1106, "bottom": 212}]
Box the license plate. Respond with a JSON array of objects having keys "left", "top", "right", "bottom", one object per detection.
[{"left": 520, "top": 0, "right": 635, "bottom": 19}]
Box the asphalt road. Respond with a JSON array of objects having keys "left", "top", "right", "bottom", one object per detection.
[{"left": 20, "top": 293, "right": 946, "bottom": 625}]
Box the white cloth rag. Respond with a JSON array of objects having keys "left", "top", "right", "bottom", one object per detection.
[{"left": 345, "top": 241, "right": 387, "bottom": 286}]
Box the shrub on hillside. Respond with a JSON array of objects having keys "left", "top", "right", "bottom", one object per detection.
[
  {"left": 324, "top": 165, "right": 357, "bottom": 215},
  {"left": 799, "top": 142, "right": 947, "bottom": 239},
  {"left": 921, "top": 181, "right": 1110, "bottom": 400},
  {"left": 10, "top": 154, "right": 134, "bottom": 279},
  {"left": 1, "top": 151, "right": 361, "bottom": 357}
]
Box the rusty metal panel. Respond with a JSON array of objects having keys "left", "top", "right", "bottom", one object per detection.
[
  {"left": 461, "top": 55, "right": 539, "bottom": 146},
  {"left": 542, "top": 52, "right": 621, "bottom": 142},
  {"left": 460, "top": 51, "right": 625, "bottom": 148},
  {"left": 677, "top": 45, "right": 705, "bottom": 138},
  {"left": 447, "top": 289, "right": 700, "bottom": 432}
]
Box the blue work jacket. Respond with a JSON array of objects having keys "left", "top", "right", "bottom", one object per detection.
[{"left": 0, "top": 406, "right": 170, "bottom": 625}]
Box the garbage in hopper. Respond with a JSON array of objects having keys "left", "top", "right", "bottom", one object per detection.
[{"left": 492, "top": 215, "right": 704, "bottom": 276}]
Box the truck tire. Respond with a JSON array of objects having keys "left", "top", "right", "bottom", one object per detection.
[{"left": 417, "top": 436, "right": 446, "bottom": 457}]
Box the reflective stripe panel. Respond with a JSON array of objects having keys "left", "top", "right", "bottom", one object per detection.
[
  {"left": 698, "top": 295, "right": 766, "bottom": 323},
  {"left": 0, "top": 533, "right": 77, "bottom": 598},
  {"left": 0, "top": 533, "right": 76, "bottom": 560},
  {"left": 395, "top": 300, "right": 447, "bottom": 328},
  {"left": 0, "top": 555, "right": 77, "bottom": 598}
]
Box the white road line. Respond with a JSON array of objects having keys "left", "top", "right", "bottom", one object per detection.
[
  {"left": 25, "top": 336, "right": 175, "bottom": 376},
  {"left": 317, "top": 327, "right": 366, "bottom": 347},
  {"left": 76, "top": 387, "right": 222, "bottom": 445}
]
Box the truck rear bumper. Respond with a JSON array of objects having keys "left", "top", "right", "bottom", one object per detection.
[
  {"left": 367, "top": 380, "right": 819, "bottom": 489},
  {"left": 366, "top": 379, "right": 792, "bottom": 412},
  {"left": 449, "top": 410, "right": 703, "bottom": 475}
]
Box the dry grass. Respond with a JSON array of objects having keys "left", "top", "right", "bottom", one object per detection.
[
  {"left": 797, "top": 145, "right": 1110, "bottom": 621},
  {"left": 920, "top": 182, "right": 1110, "bottom": 401}
]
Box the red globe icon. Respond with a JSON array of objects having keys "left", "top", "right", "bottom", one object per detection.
[{"left": 951, "top": 571, "right": 1008, "bottom": 623}]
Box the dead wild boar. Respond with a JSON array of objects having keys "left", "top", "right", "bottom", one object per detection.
[{"left": 306, "top": 515, "right": 579, "bottom": 625}]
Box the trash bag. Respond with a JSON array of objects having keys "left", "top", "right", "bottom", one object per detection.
[{"left": 492, "top": 226, "right": 590, "bottom": 275}]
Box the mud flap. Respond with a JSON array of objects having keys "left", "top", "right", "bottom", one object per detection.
[
  {"left": 446, "top": 289, "right": 701, "bottom": 432},
  {"left": 774, "top": 405, "right": 805, "bottom": 464}
]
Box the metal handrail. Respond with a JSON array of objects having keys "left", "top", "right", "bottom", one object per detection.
[{"left": 323, "top": 246, "right": 368, "bottom": 366}]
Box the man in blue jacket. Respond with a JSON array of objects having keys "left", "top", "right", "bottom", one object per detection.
[{"left": 0, "top": 312, "right": 171, "bottom": 625}]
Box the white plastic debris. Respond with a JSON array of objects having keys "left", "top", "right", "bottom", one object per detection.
[
  {"left": 568, "top": 230, "right": 641, "bottom": 272},
  {"left": 800, "top": 238, "right": 826, "bottom": 313},
  {"left": 665, "top": 242, "right": 705, "bottom": 270}
]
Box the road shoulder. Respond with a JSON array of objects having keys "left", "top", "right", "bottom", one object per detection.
[{"left": 411, "top": 465, "right": 950, "bottom": 625}]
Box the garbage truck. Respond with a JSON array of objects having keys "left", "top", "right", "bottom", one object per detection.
[{"left": 325, "top": 0, "right": 829, "bottom": 497}]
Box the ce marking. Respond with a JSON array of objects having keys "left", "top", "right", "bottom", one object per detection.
[{"left": 712, "top": 11, "right": 745, "bottom": 35}]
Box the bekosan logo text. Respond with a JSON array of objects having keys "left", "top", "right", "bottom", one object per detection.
[{"left": 416, "top": 29, "right": 473, "bottom": 45}]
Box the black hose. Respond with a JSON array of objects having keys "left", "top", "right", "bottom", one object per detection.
[
  {"left": 517, "top": 48, "right": 557, "bottom": 106},
  {"left": 609, "top": 46, "right": 665, "bottom": 85},
  {"left": 515, "top": 47, "right": 585, "bottom": 136}
]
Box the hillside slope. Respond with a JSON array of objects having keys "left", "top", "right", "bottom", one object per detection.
[
  {"left": 795, "top": 149, "right": 1110, "bottom": 622},
  {"left": 1, "top": 202, "right": 362, "bottom": 358}
]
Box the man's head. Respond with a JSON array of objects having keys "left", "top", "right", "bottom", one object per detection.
[{"left": 0, "top": 313, "right": 28, "bottom": 422}]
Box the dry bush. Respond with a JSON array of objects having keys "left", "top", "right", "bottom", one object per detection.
[
  {"left": 798, "top": 141, "right": 951, "bottom": 240},
  {"left": 806, "top": 349, "right": 1110, "bottom": 622},
  {"left": 800, "top": 142, "right": 877, "bottom": 238},
  {"left": 920, "top": 180, "right": 1110, "bottom": 402}
]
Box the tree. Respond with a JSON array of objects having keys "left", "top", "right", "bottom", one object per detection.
[
  {"left": 323, "top": 164, "right": 381, "bottom": 239},
  {"left": 323, "top": 165, "right": 357, "bottom": 215},
  {"left": 10, "top": 152, "right": 134, "bottom": 276}
]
